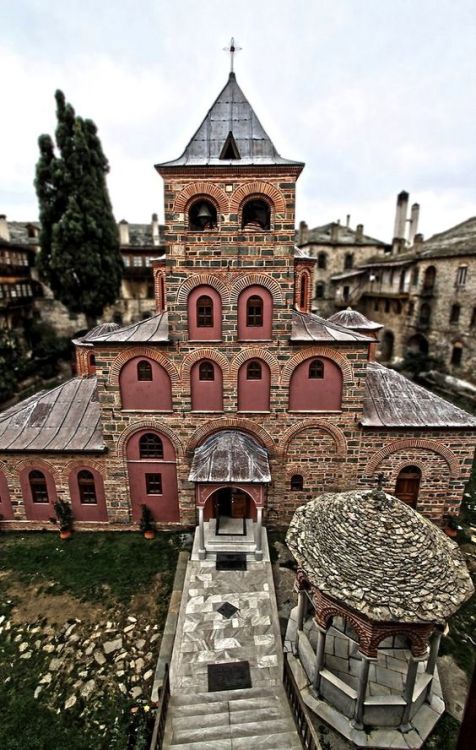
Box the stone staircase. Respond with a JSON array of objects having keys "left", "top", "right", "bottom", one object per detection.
[{"left": 162, "top": 685, "right": 301, "bottom": 749}]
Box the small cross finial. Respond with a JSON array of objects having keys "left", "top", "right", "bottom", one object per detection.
[
  {"left": 376, "top": 473, "right": 386, "bottom": 490},
  {"left": 223, "top": 37, "right": 242, "bottom": 74}
]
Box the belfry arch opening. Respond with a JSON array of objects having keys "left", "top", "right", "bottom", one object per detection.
[
  {"left": 242, "top": 198, "right": 271, "bottom": 231},
  {"left": 188, "top": 198, "right": 217, "bottom": 231}
]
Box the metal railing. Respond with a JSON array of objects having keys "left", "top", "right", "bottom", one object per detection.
[
  {"left": 149, "top": 664, "right": 170, "bottom": 750},
  {"left": 283, "top": 653, "right": 320, "bottom": 750}
]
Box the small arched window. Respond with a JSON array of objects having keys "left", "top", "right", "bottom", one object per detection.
[
  {"left": 89, "top": 354, "right": 96, "bottom": 367},
  {"left": 299, "top": 274, "right": 308, "bottom": 310},
  {"left": 29, "top": 470, "right": 48, "bottom": 503},
  {"left": 411, "top": 267, "right": 419, "bottom": 286},
  {"left": 290, "top": 474, "right": 304, "bottom": 491},
  {"left": 315, "top": 282, "right": 325, "bottom": 299},
  {"left": 344, "top": 253, "right": 354, "bottom": 270},
  {"left": 317, "top": 252, "right": 327, "bottom": 270},
  {"left": 137, "top": 360, "right": 153, "bottom": 381},
  {"left": 456, "top": 265, "right": 468, "bottom": 287},
  {"left": 197, "top": 295, "right": 213, "bottom": 327},
  {"left": 78, "top": 470, "right": 97, "bottom": 504},
  {"left": 450, "top": 304, "right": 460, "bottom": 325},
  {"left": 309, "top": 359, "right": 324, "bottom": 379},
  {"left": 199, "top": 361, "right": 215, "bottom": 381},
  {"left": 188, "top": 199, "right": 217, "bottom": 231},
  {"left": 423, "top": 266, "right": 436, "bottom": 291},
  {"left": 471, "top": 307, "right": 476, "bottom": 328},
  {"left": 419, "top": 303, "right": 431, "bottom": 327},
  {"left": 247, "top": 361, "right": 262, "bottom": 380},
  {"left": 242, "top": 198, "right": 271, "bottom": 230},
  {"left": 247, "top": 296, "right": 263, "bottom": 327},
  {"left": 139, "top": 433, "right": 164, "bottom": 459},
  {"left": 451, "top": 342, "right": 463, "bottom": 366}
]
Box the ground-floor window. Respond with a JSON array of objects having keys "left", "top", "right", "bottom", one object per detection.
[{"left": 145, "top": 473, "right": 163, "bottom": 495}]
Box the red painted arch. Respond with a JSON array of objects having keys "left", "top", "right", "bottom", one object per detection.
[
  {"left": 126, "top": 429, "right": 179, "bottom": 523},
  {"left": 119, "top": 356, "right": 172, "bottom": 411},
  {"left": 191, "top": 360, "right": 223, "bottom": 411},
  {"left": 0, "top": 471, "right": 13, "bottom": 520},
  {"left": 68, "top": 466, "right": 108, "bottom": 522},
  {"left": 289, "top": 357, "right": 343, "bottom": 411},
  {"left": 20, "top": 465, "right": 57, "bottom": 522},
  {"left": 238, "top": 359, "right": 270, "bottom": 411},
  {"left": 188, "top": 285, "right": 222, "bottom": 341},
  {"left": 238, "top": 285, "right": 272, "bottom": 341}
]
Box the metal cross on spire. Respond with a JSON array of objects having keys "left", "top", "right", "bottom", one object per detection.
[{"left": 223, "top": 37, "right": 242, "bottom": 74}]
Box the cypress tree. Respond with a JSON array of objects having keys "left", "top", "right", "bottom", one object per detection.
[{"left": 35, "top": 90, "right": 123, "bottom": 328}]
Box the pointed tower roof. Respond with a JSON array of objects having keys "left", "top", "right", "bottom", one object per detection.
[{"left": 156, "top": 73, "right": 303, "bottom": 169}]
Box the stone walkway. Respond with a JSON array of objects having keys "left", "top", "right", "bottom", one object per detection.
[{"left": 163, "top": 552, "right": 301, "bottom": 748}]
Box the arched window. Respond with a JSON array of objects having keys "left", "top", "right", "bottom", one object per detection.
[
  {"left": 197, "top": 295, "right": 213, "bottom": 327},
  {"left": 380, "top": 330, "right": 395, "bottom": 361},
  {"left": 137, "top": 360, "right": 153, "bottom": 381},
  {"left": 471, "top": 307, "right": 476, "bottom": 328},
  {"left": 89, "top": 354, "right": 96, "bottom": 368},
  {"left": 395, "top": 466, "right": 421, "bottom": 508},
  {"left": 411, "top": 267, "right": 419, "bottom": 286},
  {"left": 423, "top": 266, "right": 436, "bottom": 291},
  {"left": 315, "top": 282, "right": 325, "bottom": 299},
  {"left": 188, "top": 199, "right": 217, "bottom": 231},
  {"left": 199, "top": 361, "right": 215, "bottom": 381},
  {"left": 450, "top": 304, "right": 460, "bottom": 325},
  {"left": 344, "top": 253, "right": 354, "bottom": 270},
  {"left": 419, "top": 303, "right": 431, "bottom": 327},
  {"left": 317, "top": 252, "right": 327, "bottom": 270},
  {"left": 290, "top": 474, "right": 304, "bottom": 491},
  {"left": 247, "top": 361, "right": 262, "bottom": 380},
  {"left": 309, "top": 359, "right": 324, "bottom": 379},
  {"left": 247, "top": 296, "right": 263, "bottom": 327},
  {"left": 29, "top": 470, "right": 48, "bottom": 503},
  {"left": 456, "top": 265, "right": 468, "bottom": 287},
  {"left": 451, "top": 342, "right": 463, "bottom": 366},
  {"left": 139, "top": 433, "right": 164, "bottom": 459},
  {"left": 299, "top": 274, "right": 309, "bottom": 311},
  {"left": 242, "top": 198, "right": 271, "bottom": 231},
  {"left": 78, "top": 470, "right": 97, "bottom": 504}
]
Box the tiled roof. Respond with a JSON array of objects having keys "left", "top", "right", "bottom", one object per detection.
[
  {"left": 0, "top": 378, "right": 104, "bottom": 452},
  {"left": 189, "top": 430, "right": 271, "bottom": 483},
  {"left": 286, "top": 488, "right": 474, "bottom": 624},
  {"left": 90, "top": 312, "right": 169, "bottom": 344},
  {"left": 122, "top": 223, "right": 165, "bottom": 248},
  {"left": 417, "top": 217, "right": 476, "bottom": 259},
  {"left": 362, "top": 363, "right": 476, "bottom": 427},
  {"left": 157, "top": 73, "right": 303, "bottom": 168},
  {"left": 299, "top": 222, "right": 386, "bottom": 247},
  {"left": 291, "top": 310, "right": 374, "bottom": 343}
]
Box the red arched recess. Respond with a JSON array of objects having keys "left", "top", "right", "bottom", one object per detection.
[
  {"left": 191, "top": 360, "right": 223, "bottom": 411},
  {"left": 20, "top": 466, "right": 57, "bottom": 521},
  {"left": 203, "top": 485, "right": 258, "bottom": 522},
  {"left": 126, "top": 429, "right": 179, "bottom": 523},
  {"left": 238, "top": 359, "right": 270, "bottom": 411},
  {"left": 119, "top": 357, "right": 172, "bottom": 411},
  {"left": 0, "top": 471, "right": 13, "bottom": 520},
  {"left": 238, "top": 285, "right": 272, "bottom": 341},
  {"left": 68, "top": 466, "right": 108, "bottom": 522},
  {"left": 289, "top": 357, "right": 343, "bottom": 411},
  {"left": 188, "top": 285, "right": 222, "bottom": 341}
]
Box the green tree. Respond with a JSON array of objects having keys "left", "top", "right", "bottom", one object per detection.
[
  {"left": 0, "top": 329, "right": 26, "bottom": 402},
  {"left": 35, "top": 90, "right": 123, "bottom": 327}
]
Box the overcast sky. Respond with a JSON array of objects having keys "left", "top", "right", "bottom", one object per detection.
[{"left": 1, "top": 0, "right": 475, "bottom": 241}]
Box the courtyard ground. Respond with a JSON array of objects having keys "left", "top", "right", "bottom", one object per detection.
[{"left": 0, "top": 530, "right": 182, "bottom": 750}]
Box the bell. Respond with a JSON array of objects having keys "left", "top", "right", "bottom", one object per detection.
[{"left": 197, "top": 203, "right": 212, "bottom": 224}]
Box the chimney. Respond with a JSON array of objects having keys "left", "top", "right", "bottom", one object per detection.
[
  {"left": 298, "top": 220, "right": 308, "bottom": 244},
  {"left": 356, "top": 224, "right": 364, "bottom": 242},
  {"left": 151, "top": 212, "right": 160, "bottom": 246},
  {"left": 414, "top": 232, "right": 424, "bottom": 245},
  {"left": 393, "top": 191, "right": 409, "bottom": 240},
  {"left": 118, "top": 219, "right": 129, "bottom": 246},
  {"left": 0, "top": 214, "right": 10, "bottom": 242},
  {"left": 346, "top": 214, "right": 351, "bottom": 228},
  {"left": 330, "top": 223, "right": 339, "bottom": 242},
  {"left": 408, "top": 203, "right": 420, "bottom": 245}
]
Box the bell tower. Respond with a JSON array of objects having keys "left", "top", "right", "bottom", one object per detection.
[{"left": 155, "top": 60, "right": 304, "bottom": 344}]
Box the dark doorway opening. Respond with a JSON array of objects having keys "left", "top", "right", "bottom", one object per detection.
[
  {"left": 213, "top": 487, "right": 249, "bottom": 535},
  {"left": 395, "top": 465, "right": 421, "bottom": 508}
]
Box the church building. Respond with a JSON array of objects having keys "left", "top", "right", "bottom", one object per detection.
[{"left": 0, "top": 70, "right": 475, "bottom": 556}]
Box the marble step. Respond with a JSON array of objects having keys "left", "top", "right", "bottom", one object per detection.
[
  {"left": 170, "top": 717, "right": 295, "bottom": 745},
  {"left": 170, "top": 686, "right": 280, "bottom": 706},
  {"left": 171, "top": 704, "right": 285, "bottom": 731},
  {"left": 168, "top": 732, "right": 302, "bottom": 750},
  {"left": 171, "top": 694, "right": 285, "bottom": 717}
]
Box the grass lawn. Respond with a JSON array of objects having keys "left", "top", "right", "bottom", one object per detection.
[{"left": 0, "top": 531, "right": 182, "bottom": 750}]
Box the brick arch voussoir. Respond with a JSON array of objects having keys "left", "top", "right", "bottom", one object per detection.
[
  {"left": 230, "top": 274, "right": 284, "bottom": 305},
  {"left": 176, "top": 274, "right": 230, "bottom": 306},
  {"left": 109, "top": 348, "right": 179, "bottom": 387},
  {"left": 281, "top": 420, "right": 347, "bottom": 459},
  {"left": 366, "top": 439, "right": 459, "bottom": 478},
  {"left": 15, "top": 457, "right": 62, "bottom": 484},
  {"left": 281, "top": 348, "right": 352, "bottom": 386},
  {"left": 63, "top": 458, "right": 104, "bottom": 483},
  {"left": 181, "top": 349, "right": 231, "bottom": 385},
  {"left": 230, "top": 181, "right": 286, "bottom": 214},
  {"left": 230, "top": 348, "right": 280, "bottom": 384},
  {"left": 187, "top": 418, "right": 276, "bottom": 457},
  {"left": 174, "top": 182, "right": 229, "bottom": 215},
  {"left": 116, "top": 420, "right": 184, "bottom": 462}
]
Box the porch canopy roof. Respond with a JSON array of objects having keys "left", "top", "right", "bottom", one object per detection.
[{"left": 189, "top": 430, "right": 271, "bottom": 483}]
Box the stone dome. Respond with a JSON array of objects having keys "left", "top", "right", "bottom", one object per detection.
[
  {"left": 286, "top": 489, "right": 474, "bottom": 625},
  {"left": 327, "top": 307, "right": 383, "bottom": 331}
]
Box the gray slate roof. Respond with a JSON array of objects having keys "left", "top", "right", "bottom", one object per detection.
[
  {"left": 157, "top": 73, "right": 303, "bottom": 168},
  {"left": 7, "top": 221, "right": 40, "bottom": 246},
  {"left": 291, "top": 310, "right": 374, "bottom": 343},
  {"left": 327, "top": 307, "right": 383, "bottom": 332},
  {"left": 0, "top": 378, "right": 104, "bottom": 452},
  {"left": 299, "top": 222, "right": 386, "bottom": 247},
  {"left": 90, "top": 312, "right": 169, "bottom": 344},
  {"left": 286, "top": 489, "right": 474, "bottom": 624},
  {"left": 417, "top": 217, "right": 476, "bottom": 259},
  {"left": 362, "top": 362, "right": 476, "bottom": 428},
  {"left": 73, "top": 322, "right": 121, "bottom": 346},
  {"left": 121, "top": 222, "right": 165, "bottom": 248},
  {"left": 189, "top": 430, "right": 271, "bottom": 483}
]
